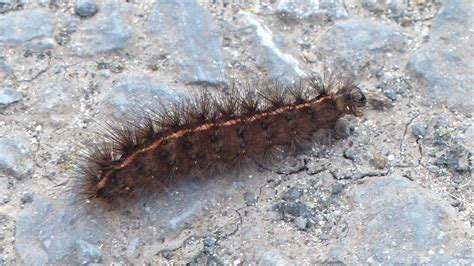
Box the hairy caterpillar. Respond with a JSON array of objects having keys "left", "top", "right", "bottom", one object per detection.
[{"left": 75, "top": 77, "right": 367, "bottom": 206}]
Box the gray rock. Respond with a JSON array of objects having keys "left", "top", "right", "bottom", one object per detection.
[
  {"left": 273, "top": 201, "right": 311, "bottom": 217},
  {"left": 69, "top": 3, "right": 132, "bottom": 55},
  {"left": 407, "top": 1, "right": 473, "bottom": 113},
  {"left": 76, "top": 240, "right": 102, "bottom": 264},
  {"left": 244, "top": 191, "right": 257, "bottom": 206},
  {"left": 331, "top": 175, "right": 473, "bottom": 264},
  {"left": 433, "top": 144, "right": 470, "bottom": 173},
  {"left": 0, "top": 9, "right": 54, "bottom": 44},
  {"left": 411, "top": 122, "right": 427, "bottom": 138},
  {"left": 145, "top": 194, "right": 211, "bottom": 230},
  {"left": 277, "top": 0, "right": 348, "bottom": 20},
  {"left": 294, "top": 216, "right": 308, "bottom": 230},
  {"left": 126, "top": 237, "right": 140, "bottom": 259},
  {"left": 316, "top": 21, "right": 408, "bottom": 73},
  {"left": 28, "top": 38, "right": 55, "bottom": 52},
  {"left": 331, "top": 182, "right": 343, "bottom": 195},
  {"left": 105, "top": 76, "right": 180, "bottom": 118},
  {"left": 0, "top": 135, "right": 33, "bottom": 179},
  {"left": 146, "top": 0, "right": 225, "bottom": 84},
  {"left": 75, "top": 0, "right": 99, "bottom": 18},
  {"left": 0, "top": 0, "right": 14, "bottom": 14},
  {"left": 0, "top": 58, "right": 11, "bottom": 76},
  {"left": 0, "top": 86, "right": 22, "bottom": 109},
  {"left": 41, "top": 85, "right": 74, "bottom": 126},
  {"left": 361, "top": 0, "right": 405, "bottom": 15},
  {"left": 240, "top": 12, "right": 305, "bottom": 81},
  {"left": 383, "top": 89, "right": 398, "bottom": 101},
  {"left": 20, "top": 191, "right": 33, "bottom": 204},
  {"left": 15, "top": 199, "right": 106, "bottom": 264},
  {"left": 283, "top": 187, "right": 303, "bottom": 201},
  {"left": 203, "top": 236, "right": 217, "bottom": 247}
]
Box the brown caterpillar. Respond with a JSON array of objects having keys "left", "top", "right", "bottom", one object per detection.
[{"left": 75, "top": 76, "right": 367, "bottom": 206}]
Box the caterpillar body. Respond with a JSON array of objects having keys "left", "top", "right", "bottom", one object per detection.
[{"left": 76, "top": 77, "right": 367, "bottom": 206}]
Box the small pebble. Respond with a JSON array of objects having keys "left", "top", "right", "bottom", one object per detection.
[
  {"left": 0, "top": 86, "right": 22, "bottom": 108},
  {"left": 331, "top": 183, "right": 344, "bottom": 195},
  {"left": 75, "top": 0, "right": 99, "bottom": 17},
  {"left": 20, "top": 191, "right": 33, "bottom": 204},
  {"left": 283, "top": 187, "right": 303, "bottom": 201},
  {"left": 450, "top": 199, "right": 461, "bottom": 208},
  {"left": 243, "top": 192, "right": 257, "bottom": 206},
  {"left": 412, "top": 123, "right": 427, "bottom": 138},
  {"left": 203, "top": 236, "right": 217, "bottom": 247},
  {"left": 76, "top": 240, "right": 103, "bottom": 264},
  {"left": 294, "top": 216, "right": 308, "bottom": 230},
  {"left": 384, "top": 89, "right": 398, "bottom": 101}
]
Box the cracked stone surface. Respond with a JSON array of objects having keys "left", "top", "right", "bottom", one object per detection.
[{"left": 0, "top": 0, "right": 472, "bottom": 264}]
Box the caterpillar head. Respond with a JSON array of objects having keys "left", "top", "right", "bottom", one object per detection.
[{"left": 337, "top": 84, "right": 367, "bottom": 117}]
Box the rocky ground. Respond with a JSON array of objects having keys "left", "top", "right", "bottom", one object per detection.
[{"left": 0, "top": 0, "right": 472, "bottom": 265}]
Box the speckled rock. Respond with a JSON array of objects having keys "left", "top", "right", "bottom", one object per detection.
[
  {"left": 69, "top": 3, "right": 132, "bottom": 55},
  {"left": 144, "top": 182, "right": 218, "bottom": 230},
  {"left": 0, "top": 135, "right": 33, "bottom": 179},
  {"left": 0, "top": 58, "right": 11, "bottom": 77},
  {"left": 407, "top": 0, "right": 473, "bottom": 113},
  {"left": 146, "top": 0, "right": 225, "bottom": 84},
  {"left": 361, "top": 0, "right": 405, "bottom": 15},
  {"left": 0, "top": 86, "right": 22, "bottom": 109},
  {"left": 316, "top": 21, "right": 408, "bottom": 73},
  {"left": 20, "top": 191, "right": 33, "bottom": 204},
  {"left": 76, "top": 240, "right": 103, "bottom": 264},
  {"left": 277, "top": 0, "right": 348, "bottom": 20},
  {"left": 331, "top": 175, "right": 473, "bottom": 264},
  {"left": 41, "top": 85, "right": 74, "bottom": 126},
  {"left": 239, "top": 11, "right": 305, "bottom": 80},
  {"left": 15, "top": 199, "right": 106, "bottom": 264},
  {"left": 74, "top": 0, "right": 99, "bottom": 18},
  {"left": 0, "top": 0, "right": 14, "bottom": 13},
  {"left": 0, "top": 9, "right": 54, "bottom": 44},
  {"left": 105, "top": 76, "right": 179, "bottom": 118}
]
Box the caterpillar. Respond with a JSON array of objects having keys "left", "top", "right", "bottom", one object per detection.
[{"left": 75, "top": 76, "right": 367, "bottom": 206}]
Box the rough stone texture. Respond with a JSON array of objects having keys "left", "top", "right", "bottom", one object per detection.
[
  {"left": 277, "top": 0, "right": 348, "bottom": 20},
  {"left": 146, "top": 0, "right": 225, "bottom": 84},
  {"left": 0, "top": 58, "right": 11, "bottom": 76},
  {"left": 407, "top": 0, "right": 474, "bottom": 113},
  {"left": 331, "top": 175, "right": 472, "bottom": 264},
  {"left": 105, "top": 76, "right": 180, "bottom": 118},
  {"left": 69, "top": 3, "right": 132, "bottom": 55},
  {"left": 0, "top": 86, "right": 22, "bottom": 109},
  {"left": 40, "top": 85, "right": 75, "bottom": 127},
  {"left": 0, "top": 0, "right": 14, "bottom": 14},
  {"left": 15, "top": 199, "right": 106, "bottom": 264},
  {"left": 361, "top": 0, "right": 406, "bottom": 15},
  {"left": 0, "top": 135, "right": 33, "bottom": 179},
  {"left": 76, "top": 240, "right": 103, "bottom": 264},
  {"left": 20, "top": 191, "right": 33, "bottom": 204},
  {"left": 316, "top": 21, "right": 409, "bottom": 73},
  {"left": 240, "top": 11, "right": 306, "bottom": 80},
  {"left": 74, "top": 0, "right": 99, "bottom": 18},
  {"left": 0, "top": 9, "right": 54, "bottom": 44}
]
